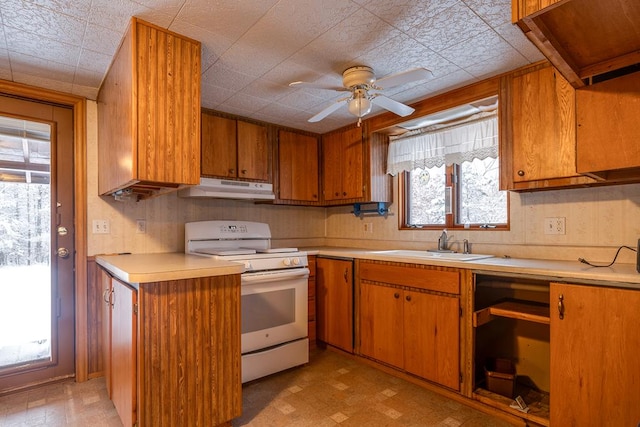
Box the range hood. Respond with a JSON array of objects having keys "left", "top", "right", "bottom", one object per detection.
[{"left": 178, "top": 177, "right": 275, "bottom": 200}]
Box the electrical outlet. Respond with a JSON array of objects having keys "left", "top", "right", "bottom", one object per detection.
[
  {"left": 364, "top": 222, "right": 373, "bottom": 233},
  {"left": 92, "top": 219, "right": 110, "bottom": 234},
  {"left": 544, "top": 217, "right": 565, "bottom": 235},
  {"left": 136, "top": 219, "right": 146, "bottom": 234}
]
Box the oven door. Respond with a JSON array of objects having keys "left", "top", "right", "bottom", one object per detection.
[{"left": 241, "top": 268, "right": 309, "bottom": 354}]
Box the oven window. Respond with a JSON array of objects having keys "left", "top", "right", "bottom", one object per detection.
[{"left": 241, "top": 288, "right": 296, "bottom": 334}]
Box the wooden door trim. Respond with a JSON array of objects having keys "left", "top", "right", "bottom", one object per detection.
[{"left": 0, "top": 79, "right": 88, "bottom": 382}]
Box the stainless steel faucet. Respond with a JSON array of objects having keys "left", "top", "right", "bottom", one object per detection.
[
  {"left": 438, "top": 229, "right": 448, "bottom": 251},
  {"left": 463, "top": 239, "right": 470, "bottom": 254}
]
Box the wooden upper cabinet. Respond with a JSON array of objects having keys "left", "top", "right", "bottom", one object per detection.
[
  {"left": 200, "top": 111, "right": 270, "bottom": 182},
  {"left": 201, "top": 114, "right": 237, "bottom": 178},
  {"left": 512, "top": 0, "right": 640, "bottom": 86},
  {"left": 237, "top": 121, "right": 269, "bottom": 181},
  {"left": 501, "top": 63, "right": 594, "bottom": 190},
  {"left": 98, "top": 17, "right": 201, "bottom": 199},
  {"left": 277, "top": 130, "right": 319, "bottom": 202},
  {"left": 321, "top": 125, "right": 392, "bottom": 205},
  {"left": 576, "top": 71, "right": 640, "bottom": 180}
]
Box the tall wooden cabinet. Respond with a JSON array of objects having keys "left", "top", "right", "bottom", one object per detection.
[
  {"left": 550, "top": 283, "right": 640, "bottom": 426},
  {"left": 201, "top": 112, "right": 269, "bottom": 182},
  {"left": 277, "top": 130, "right": 320, "bottom": 203},
  {"left": 500, "top": 63, "right": 594, "bottom": 190},
  {"left": 97, "top": 17, "right": 201, "bottom": 199},
  {"left": 359, "top": 261, "right": 461, "bottom": 390},
  {"left": 321, "top": 125, "right": 391, "bottom": 205},
  {"left": 316, "top": 257, "right": 354, "bottom": 352}
]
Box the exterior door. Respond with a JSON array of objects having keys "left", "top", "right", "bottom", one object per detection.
[{"left": 0, "top": 95, "right": 75, "bottom": 393}]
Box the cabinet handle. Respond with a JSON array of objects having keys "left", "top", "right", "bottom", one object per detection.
[
  {"left": 394, "top": 292, "right": 400, "bottom": 299},
  {"left": 405, "top": 295, "right": 412, "bottom": 302},
  {"left": 517, "top": 170, "right": 525, "bottom": 177},
  {"left": 103, "top": 288, "right": 110, "bottom": 304},
  {"left": 557, "top": 294, "right": 564, "bottom": 319},
  {"left": 229, "top": 168, "right": 235, "bottom": 174},
  {"left": 110, "top": 289, "right": 115, "bottom": 308},
  {"left": 241, "top": 169, "right": 247, "bottom": 174},
  {"left": 343, "top": 268, "right": 348, "bottom": 283}
]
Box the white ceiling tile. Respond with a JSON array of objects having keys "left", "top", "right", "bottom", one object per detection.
[
  {"left": 408, "top": 2, "right": 491, "bottom": 52},
  {"left": 88, "top": 0, "right": 173, "bottom": 36},
  {"left": 496, "top": 22, "right": 546, "bottom": 63},
  {"left": 71, "top": 83, "right": 99, "bottom": 99},
  {"left": 201, "top": 82, "right": 235, "bottom": 108},
  {"left": 28, "top": 0, "right": 93, "bottom": 20},
  {"left": 463, "top": 0, "right": 511, "bottom": 27},
  {"left": 1, "top": 0, "right": 87, "bottom": 45},
  {"left": 4, "top": 27, "right": 81, "bottom": 66},
  {"left": 260, "top": 60, "right": 324, "bottom": 87},
  {"left": 129, "top": 0, "right": 187, "bottom": 16},
  {"left": 361, "top": 0, "right": 458, "bottom": 32},
  {"left": 240, "top": 78, "right": 291, "bottom": 102},
  {"left": 77, "top": 48, "right": 112, "bottom": 73},
  {"left": 73, "top": 67, "right": 105, "bottom": 87},
  {"left": 465, "top": 50, "right": 529, "bottom": 80},
  {"left": 219, "top": 40, "right": 286, "bottom": 78},
  {"left": 12, "top": 72, "right": 73, "bottom": 93},
  {"left": 168, "top": 20, "right": 235, "bottom": 71},
  {"left": 81, "top": 23, "right": 123, "bottom": 57},
  {"left": 10, "top": 51, "right": 76, "bottom": 81},
  {"left": 177, "top": 0, "right": 278, "bottom": 41},
  {"left": 202, "top": 61, "right": 255, "bottom": 91},
  {"left": 276, "top": 89, "right": 329, "bottom": 111},
  {"left": 222, "top": 92, "right": 272, "bottom": 113},
  {"left": 439, "top": 28, "right": 515, "bottom": 69}
]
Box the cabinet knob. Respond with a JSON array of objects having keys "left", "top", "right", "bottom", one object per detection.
[
  {"left": 517, "top": 170, "right": 525, "bottom": 177},
  {"left": 405, "top": 295, "right": 412, "bottom": 302},
  {"left": 241, "top": 169, "right": 247, "bottom": 174},
  {"left": 335, "top": 192, "right": 339, "bottom": 196},
  {"left": 229, "top": 168, "right": 235, "bottom": 175},
  {"left": 312, "top": 194, "right": 318, "bottom": 199},
  {"left": 557, "top": 294, "right": 565, "bottom": 320},
  {"left": 394, "top": 292, "right": 400, "bottom": 299},
  {"left": 342, "top": 192, "right": 347, "bottom": 196}
]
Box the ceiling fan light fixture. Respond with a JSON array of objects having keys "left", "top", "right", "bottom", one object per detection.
[{"left": 347, "top": 93, "right": 372, "bottom": 118}]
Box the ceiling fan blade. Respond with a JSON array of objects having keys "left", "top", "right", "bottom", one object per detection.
[
  {"left": 371, "top": 95, "right": 415, "bottom": 117},
  {"left": 374, "top": 67, "right": 432, "bottom": 89},
  {"left": 289, "top": 81, "right": 348, "bottom": 91},
  {"left": 308, "top": 99, "right": 348, "bottom": 122}
]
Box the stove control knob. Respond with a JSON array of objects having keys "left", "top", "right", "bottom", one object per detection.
[
  {"left": 283, "top": 258, "right": 291, "bottom": 266},
  {"left": 292, "top": 257, "right": 300, "bottom": 265}
]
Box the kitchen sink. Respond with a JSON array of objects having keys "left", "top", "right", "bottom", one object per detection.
[{"left": 370, "top": 250, "right": 494, "bottom": 262}]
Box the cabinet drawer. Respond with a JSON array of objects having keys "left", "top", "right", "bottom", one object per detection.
[{"left": 359, "top": 262, "right": 459, "bottom": 294}]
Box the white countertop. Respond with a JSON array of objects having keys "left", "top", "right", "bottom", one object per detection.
[
  {"left": 303, "top": 247, "right": 640, "bottom": 288},
  {"left": 96, "top": 253, "right": 243, "bottom": 285}
]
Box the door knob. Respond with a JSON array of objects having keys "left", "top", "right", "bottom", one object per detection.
[{"left": 57, "top": 248, "right": 70, "bottom": 258}]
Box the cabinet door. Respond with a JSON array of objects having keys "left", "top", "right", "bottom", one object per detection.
[
  {"left": 111, "top": 279, "right": 137, "bottom": 427},
  {"left": 278, "top": 130, "right": 319, "bottom": 202},
  {"left": 576, "top": 71, "right": 640, "bottom": 174},
  {"left": 360, "top": 282, "right": 404, "bottom": 368},
  {"left": 100, "top": 270, "right": 112, "bottom": 398},
  {"left": 550, "top": 283, "right": 640, "bottom": 426},
  {"left": 237, "top": 121, "right": 269, "bottom": 181},
  {"left": 316, "top": 258, "right": 353, "bottom": 352},
  {"left": 404, "top": 290, "right": 460, "bottom": 390},
  {"left": 510, "top": 65, "right": 577, "bottom": 182},
  {"left": 322, "top": 127, "right": 364, "bottom": 201},
  {"left": 201, "top": 113, "right": 237, "bottom": 178}
]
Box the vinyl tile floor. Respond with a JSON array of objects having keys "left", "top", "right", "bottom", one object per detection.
[{"left": 0, "top": 348, "right": 513, "bottom": 426}]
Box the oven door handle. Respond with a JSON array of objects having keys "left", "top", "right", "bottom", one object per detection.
[{"left": 242, "top": 268, "right": 310, "bottom": 283}]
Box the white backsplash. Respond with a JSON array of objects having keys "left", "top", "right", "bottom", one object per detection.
[{"left": 86, "top": 100, "right": 640, "bottom": 263}]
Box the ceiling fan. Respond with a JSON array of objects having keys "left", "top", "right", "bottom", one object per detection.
[{"left": 289, "top": 66, "right": 432, "bottom": 125}]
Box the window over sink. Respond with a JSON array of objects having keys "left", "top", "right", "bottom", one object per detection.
[{"left": 386, "top": 96, "right": 509, "bottom": 230}]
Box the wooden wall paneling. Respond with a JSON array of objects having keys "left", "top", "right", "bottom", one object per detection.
[
  {"left": 137, "top": 275, "right": 241, "bottom": 426},
  {"left": 86, "top": 258, "right": 104, "bottom": 378}
]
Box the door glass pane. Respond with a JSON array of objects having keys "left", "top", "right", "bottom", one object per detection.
[{"left": 0, "top": 115, "right": 52, "bottom": 369}]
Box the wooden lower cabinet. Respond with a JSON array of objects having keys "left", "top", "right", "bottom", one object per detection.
[
  {"left": 358, "top": 261, "right": 461, "bottom": 391},
  {"left": 316, "top": 257, "right": 354, "bottom": 352},
  {"left": 550, "top": 283, "right": 640, "bottom": 426},
  {"left": 100, "top": 270, "right": 242, "bottom": 426},
  {"left": 308, "top": 256, "right": 317, "bottom": 349}
]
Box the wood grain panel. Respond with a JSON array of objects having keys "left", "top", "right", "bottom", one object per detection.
[
  {"left": 576, "top": 71, "right": 640, "bottom": 174},
  {"left": 316, "top": 258, "right": 353, "bottom": 352},
  {"left": 237, "top": 121, "right": 269, "bottom": 181},
  {"left": 86, "top": 258, "right": 104, "bottom": 378},
  {"left": 278, "top": 130, "right": 319, "bottom": 201},
  {"left": 137, "top": 275, "right": 241, "bottom": 426},
  {"left": 201, "top": 113, "right": 237, "bottom": 177},
  {"left": 359, "top": 261, "right": 460, "bottom": 295},
  {"left": 341, "top": 127, "right": 364, "bottom": 200},
  {"left": 550, "top": 283, "right": 640, "bottom": 426}
]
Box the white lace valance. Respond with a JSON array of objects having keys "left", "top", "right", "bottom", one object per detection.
[{"left": 386, "top": 113, "right": 498, "bottom": 176}]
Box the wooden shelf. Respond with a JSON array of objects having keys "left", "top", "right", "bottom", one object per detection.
[
  {"left": 473, "top": 300, "right": 550, "bottom": 327},
  {"left": 473, "top": 386, "right": 549, "bottom": 427}
]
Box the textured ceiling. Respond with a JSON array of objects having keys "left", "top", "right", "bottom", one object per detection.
[{"left": 0, "top": 0, "right": 544, "bottom": 133}]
